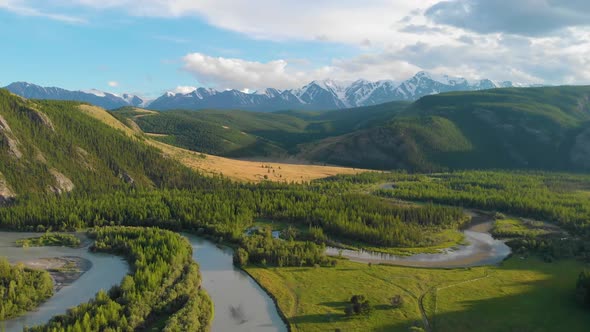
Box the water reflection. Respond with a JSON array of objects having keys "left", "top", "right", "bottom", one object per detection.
[{"left": 184, "top": 234, "right": 287, "bottom": 332}]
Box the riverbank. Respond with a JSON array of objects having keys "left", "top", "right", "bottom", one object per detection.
[
  {"left": 326, "top": 219, "right": 511, "bottom": 268},
  {"left": 21, "top": 256, "right": 92, "bottom": 292},
  {"left": 0, "top": 231, "right": 128, "bottom": 332}
]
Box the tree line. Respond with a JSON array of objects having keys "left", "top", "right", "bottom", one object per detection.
[
  {"left": 0, "top": 185, "right": 467, "bottom": 250},
  {"left": 0, "top": 258, "right": 53, "bottom": 320}
]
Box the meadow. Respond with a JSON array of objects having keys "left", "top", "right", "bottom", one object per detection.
[{"left": 247, "top": 257, "right": 590, "bottom": 332}]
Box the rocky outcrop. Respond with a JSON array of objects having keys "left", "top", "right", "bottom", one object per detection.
[
  {"left": 0, "top": 172, "right": 16, "bottom": 204},
  {"left": 24, "top": 106, "right": 55, "bottom": 131},
  {"left": 119, "top": 172, "right": 135, "bottom": 185},
  {"left": 0, "top": 114, "right": 23, "bottom": 159},
  {"left": 48, "top": 169, "right": 75, "bottom": 194}
]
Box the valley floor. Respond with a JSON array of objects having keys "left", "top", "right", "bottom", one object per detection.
[
  {"left": 79, "top": 104, "right": 370, "bottom": 183},
  {"left": 150, "top": 139, "right": 368, "bottom": 183}
]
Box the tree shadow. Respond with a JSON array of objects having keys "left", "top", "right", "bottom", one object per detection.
[
  {"left": 319, "top": 301, "right": 348, "bottom": 309},
  {"left": 374, "top": 260, "right": 590, "bottom": 331},
  {"left": 290, "top": 313, "right": 343, "bottom": 325}
]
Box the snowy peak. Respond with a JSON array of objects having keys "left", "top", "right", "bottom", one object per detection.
[
  {"left": 149, "top": 72, "right": 538, "bottom": 111},
  {"left": 4, "top": 72, "right": 540, "bottom": 112}
]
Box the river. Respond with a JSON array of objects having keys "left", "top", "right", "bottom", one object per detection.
[
  {"left": 0, "top": 232, "right": 128, "bottom": 332},
  {"left": 0, "top": 232, "right": 287, "bottom": 332},
  {"left": 325, "top": 220, "right": 512, "bottom": 268},
  {"left": 185, "top": 234, "right": 287, "bottom": 332},
  {"left": 1, "top": 220, "right": 503, "bottom": 332}
]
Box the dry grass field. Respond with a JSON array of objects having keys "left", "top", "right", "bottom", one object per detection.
[{"left": 79, "top": 105, "right": 367, "bottom": 183}]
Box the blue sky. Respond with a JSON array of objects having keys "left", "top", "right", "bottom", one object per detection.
[{"left": 1, "top": 1, "right": 589, "bottom": 98}]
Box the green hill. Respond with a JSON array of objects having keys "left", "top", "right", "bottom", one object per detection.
[
  {"left": 0, "top": 90, "right": 211, "bottom": 200},
  {"left": 111, "top": 102, "right": 408, "bottom": 158},
  {"left": 112, "top": 86, "right": 590, "bottom": 171},
  {"left": 271, "top": 86, "right": 590, "bottom": 171}
]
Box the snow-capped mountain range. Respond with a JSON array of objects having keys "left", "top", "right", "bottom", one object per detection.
[
  {"left": 4, "top": 72, "right": 537, "bottom": 112},
  {"left": 3, "top": 82, "right": 149, "bottom": 110}
]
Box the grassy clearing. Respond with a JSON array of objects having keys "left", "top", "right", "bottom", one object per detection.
[
  {"left": 492, "top": 218, "right": 557, "bottom": 238},
  {"left": 151, "top": 139, "right": 366, "bottom": 183},
  {"left": 246, "top": 257, "right": 590, "bottom": 332},
  {"left": 16, "top": 233, "right": 81, "bottom": 248}
]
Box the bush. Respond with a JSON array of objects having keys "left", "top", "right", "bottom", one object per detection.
[
  {"left": 390, "top": 295, "right": 404, "bottom": 308},
  {"left": 344, "top": 295, "right": 372, "bottom": 316}
]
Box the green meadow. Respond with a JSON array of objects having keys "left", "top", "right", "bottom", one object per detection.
[{"left": 247, "top": 257, "right": 590, "bottom": 332}]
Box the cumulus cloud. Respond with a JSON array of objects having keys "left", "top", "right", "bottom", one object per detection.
[
  {"left": 2, "top": 0, "right": 590, "bottom": 86},
  {"left": 108, "top": 81, "right": 119, "bottom": 87},
  {"left": 425, "top": 0, "right": 590, "bottom": 36},
  {"left": 181, "top": 52, "right": 423, "bottom": 90},
  {"left": 182, "top": 53, "right": 298, "bottom": 90}
]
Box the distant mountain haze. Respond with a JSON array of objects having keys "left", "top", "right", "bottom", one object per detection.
[
  {"left": 4, "top": 72, "right": 537, "bottom": 112},
  {"left": 4, "top": 82, "right": 149, "bottom": 110}
]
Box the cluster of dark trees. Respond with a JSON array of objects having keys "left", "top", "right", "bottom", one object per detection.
[
  {"left": 25, "top": 227, "right": 212, "bottom": 332},
  {"left": 234, "top": 231, "right": 336, "bottom": 267},
  {"left": 507, "top": 237, "right": 590, "bottom": 262},
  {"left": 0, "top": 258, "right": 53, "bottom": 320},
  {"left": 344, "top": 295, "right": 372, "bottom": 317}
]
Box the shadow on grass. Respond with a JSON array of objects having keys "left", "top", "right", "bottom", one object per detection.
[
  {"left": 319, "top": 301, "right": 348, "bottom": 309},
  {"left": 376, "top": 260, "right": 590, "bottom": 332},
  {"left": 290, "top": 313, "right": 343, "bottom": 325}
]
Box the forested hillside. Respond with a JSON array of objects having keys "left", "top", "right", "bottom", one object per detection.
[
  {"left": 115, "top": 86, "right": 590, "bottom": 172},
  {"left": 0, "top": 90, "right": 219, "bottom": 201},
  {"left": 111, "top": 102, "right": 409, "bottom": 158}
]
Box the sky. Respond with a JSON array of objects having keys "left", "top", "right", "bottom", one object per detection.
[{"left": 0, "top": 0, "right": 589, "bottom": 98}]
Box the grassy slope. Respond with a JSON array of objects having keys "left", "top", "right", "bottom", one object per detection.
[
  {"left": 87, "top": 106, "right": 367, "bottom": 183},
  {"left": 247, "top": 257, "right": 590, "bottom": 332}
]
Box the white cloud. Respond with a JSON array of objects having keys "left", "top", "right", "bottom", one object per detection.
[
  {"left": 0, "top": 0, "right": 86, "bottom": 23},
  {"left": 2, "top": 1, "right": 590, "bottom": 85},
  {"left": 181, "top": 52, "right": 424, "bottom": 90},
  {"left": 108, "top": 81, "right": 119, "bottom": 87},
  {"left": 182, "top": 53, "right": 306, "bottom": 90},
  {"left": 27, "top": 0, "right": 442, "bottom": 46}
]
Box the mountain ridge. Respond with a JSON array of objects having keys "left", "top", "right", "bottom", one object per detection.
[
  {"left": 4, "top": 82, "right": 148, "bottom": 110},
  {"left": 149, "top": 72, "right": 537, "bottom": 111},
  {"left": 4, "top": 72, "right": 538, "bottom": 112}
]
